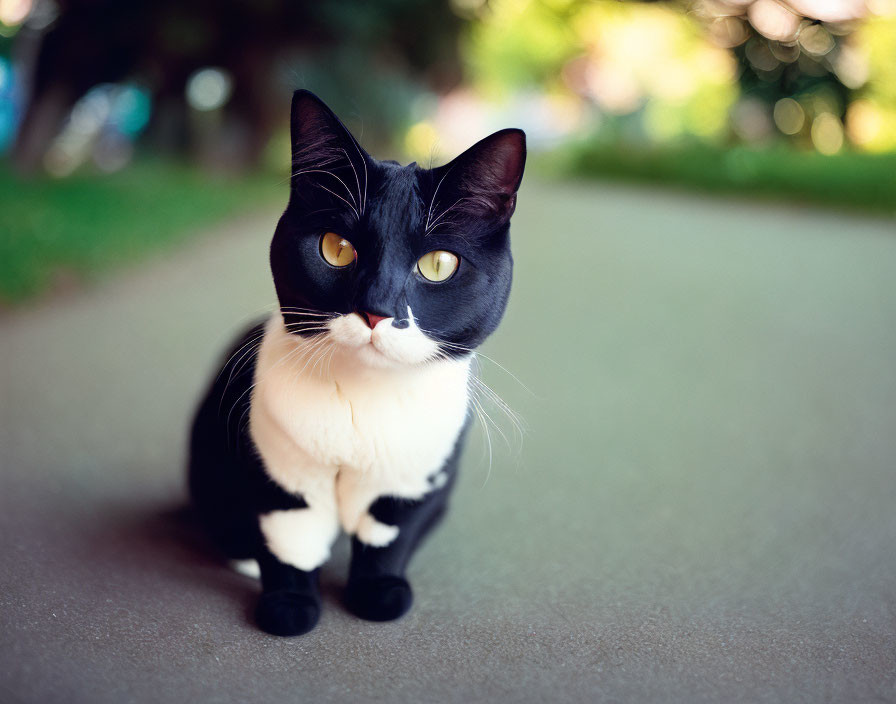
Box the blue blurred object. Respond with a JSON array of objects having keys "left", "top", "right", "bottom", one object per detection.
[
  {"left": 110, "top": 84, "right": 151, "bottom": 137},
  {"left": 0, "top": 56, "right": 22, "bottom": 153}
]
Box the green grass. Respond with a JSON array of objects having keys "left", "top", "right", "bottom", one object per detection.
[
  {"left": 0, "top": 160, "right": 283, "bottom": 305},
  {"left": 3, "top": 144, "right": 893, "bottom": 306},
  {"left": 548, "top": 140, "right": 896, "bottom": 218}
]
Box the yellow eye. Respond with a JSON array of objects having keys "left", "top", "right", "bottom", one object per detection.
[
  {"left": 320, "top": 232, "right": 357, "bottom": 267},
  {"left": 417, "top": 250, "right": 459, "bottom": 282}
]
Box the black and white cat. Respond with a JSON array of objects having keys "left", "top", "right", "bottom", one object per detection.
[{"left": 189, "top": 90, "right": 525, "bottom": 636}]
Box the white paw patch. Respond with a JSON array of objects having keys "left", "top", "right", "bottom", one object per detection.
[
  {"left": 356, "top": 514, "right": 399, "bottom": 547},
  {"left": 430, "top": 470, "right": 449, "bottom": 490},
  {"left": 228, "top": 559, "right": 261, "bottom": 579},
  {"left": 260, "top": 508, "right": 339, "bottom": 571}
]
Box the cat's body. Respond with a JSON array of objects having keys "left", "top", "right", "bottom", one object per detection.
[{"left": 189, "top": 90, "right": 524, "bottom": 636}]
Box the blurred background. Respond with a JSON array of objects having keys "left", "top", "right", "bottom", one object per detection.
[
  {"left": 1, "top": 0, "right": 894, "bottom": 305},
  {"left": 3, "top": 3, "right": 896, "bottom": 700}
]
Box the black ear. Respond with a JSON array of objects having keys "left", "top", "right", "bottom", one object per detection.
[
  {"left": 289, "top": 90, "right": 368, "bottom": 215},
  {"left": 430, "top": 128, "right": 526, "bottom": 224}
]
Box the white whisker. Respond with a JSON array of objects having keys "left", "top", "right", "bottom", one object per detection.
[
  {"left": 425, "top": 164, "right": 456, "bottom": 232},
  {"left": 291, "top": 168, "right": 357, "bottom": 207},
  {"left": 339, "top": 148, "right": 363, "bottom": 216},
  {"left": 312, "top": 183, "right": 360, "bottom": 220},
  {"left": 426, "top": 196, "right": 472, "bottom": 234},
  {"left": 349, "top": 137, "right": 368, "bottom": 214}
]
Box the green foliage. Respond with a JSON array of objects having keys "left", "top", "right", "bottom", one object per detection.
[
  {"left": 552, "top": 139, "right": 896, "bottom": 216},
  {"left": 849, "top": 14, "right": 896, "bottom": 152},
  {"left": 0, "top": 161, "right": 282, "bottom": 304},
  {"left": 464, "top": 0, "right": 738, "bottom": 140},
  {"left": 464, "top": 0, "right": 580, "bottom": 96}
]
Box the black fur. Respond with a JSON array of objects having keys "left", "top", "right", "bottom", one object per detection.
[
  {"left": 189, "top": 90, "right": 524, "bottom": 636},
  {"left": 271, "top": 90, "right": 524, "bottom": 353}
]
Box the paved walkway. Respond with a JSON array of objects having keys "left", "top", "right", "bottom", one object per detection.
[{"left": 2, "top": 182, "right": 895, "bottom": 703}]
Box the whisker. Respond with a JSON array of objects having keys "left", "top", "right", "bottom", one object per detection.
[
  {"left": 469, "top": 396, "right": 493, "bottom": 486},
  {"left": 312, "top": 340, "right": 335, "bottom": 378},
  {"left": 425, "top": 220, "right": 469, "bottom": 240},
  {"left": 233, "top": 339, "right": 318, "bottom": 438},
  {"left": 426, "top": 196, "right": 472, "bottom": 234},
  {"left": 469, "top": 375, "right": 527, "bottom": 442},
  {"left": 313, "top": 183, "right": 359, "bottom": 220},
  {"left": 349, "top": 137, "right": 368, "bottom": 214},
  {"left": 215, "top": 328, "right": 266, "bottom": 383},
  {"left": 284, "top": 334, "right": 330, "bottom": 383},
  {"left": 425, "top": 164, "right": 456, "bottom": 232},
  {"left": 471, "top": 352, "right": 536, "bottom": 397},
  {"left": 280, "top": 309, "right": 334, "bottom": 316},
  {"left": 224, "top": 340, "right": 306, "bottom": 444},
  {"left": 469, "top": 384, "right": 511, "bottom": 449},
  {"left": 419, "top": 328, "right": 536, "bottom": 399},
  {"left": 325, "top": 342, "right": 337, "bottom": 378},
  {"left": 291, "top": 168, "right": 357, "bottom": 207},
  {"left": 339, "top": 148, "right": 363, "bottom": 216},
  {"left": 283, "top": 324, "right": 331, "bottom": 332},
  {"left": 216, "top": 331, "right": 270, "bottom": 413}
]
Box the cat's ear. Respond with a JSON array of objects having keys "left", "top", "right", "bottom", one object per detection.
[
  {"left": 289, "top": 90, "right": 368, "bottom": 211},
  {"left": 431, "top": 128, "right": 526, "bottom": 223}
]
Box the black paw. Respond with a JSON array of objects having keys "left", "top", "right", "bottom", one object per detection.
[
  {"left": 344, "top": 576, "right": 413, "bottom": 622},
  {"left": 255, "top": 590, "right": 320, "bottom": 636}
]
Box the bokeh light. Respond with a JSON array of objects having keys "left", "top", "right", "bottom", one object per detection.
[
  {"left": 404, "top": 121, "right": 440, "bottom": 163},
  {"left": 747, "top": 0, "right": 801, "bottom": 42},
  {"left": 0, "top": 0, "right": 32, "bottom": 27},
  {"left": 773, "top": 97, "right": 805, "bottom": 135},
  {"left": 186, "top": 68, "right": 233, "bottom": 112},
  {"left": 811, "top": 112, "right": 845, "bottom": 153},
  {"left": 0, "top": 55, "right": 16, "bottom": 151},
  {"left": 42, "top": 83, "right": 152, "bottom": 176},
  {"left": 846, "top": 98, "right": 884, "bottom": 146},
  {"left": 799, "top": 24, "right": 836, "bottom": 56},
  {"left": 448, "top": 0, "right": 896, "bottom": 158},
  {"left": 2, "top": 0, "right": 895, "bottom": 177}
]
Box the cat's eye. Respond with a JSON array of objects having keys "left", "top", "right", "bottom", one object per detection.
[
  {"left": 320, "top": 232, "right": 357, "bottom": 267},
  {"left": 417, "top": 250, "right": 459, "bottom": 282}
]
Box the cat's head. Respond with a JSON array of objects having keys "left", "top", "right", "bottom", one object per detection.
[{"left": 270, "top": 90, "right": 525, "bottom": 369}]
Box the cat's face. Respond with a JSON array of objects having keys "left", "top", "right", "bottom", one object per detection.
[{"left": 270, "top": 90, "right": 526, "bottom": 369}]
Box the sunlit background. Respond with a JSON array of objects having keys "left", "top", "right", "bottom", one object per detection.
[
  {"left": 1, "top": 0, "right": 894, "bottom": 305},
  {"left": 3, "top": 4, "right": 896, "bottom": 699}
]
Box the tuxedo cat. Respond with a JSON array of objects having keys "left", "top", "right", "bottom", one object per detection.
[{"left": 189, "top": 90, "right": 525, "bottom": 636}]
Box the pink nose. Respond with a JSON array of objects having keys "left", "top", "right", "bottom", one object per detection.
[{"left": 360, "top": 312, "right": 388, "bottom": 329}]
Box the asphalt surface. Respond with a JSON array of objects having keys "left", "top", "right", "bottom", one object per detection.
[{"left": 2, "top": 181, "right": 895, "bottom": 703}]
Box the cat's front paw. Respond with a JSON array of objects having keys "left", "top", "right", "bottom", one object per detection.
[
  {"left": 255, "top": 590, "right": 320, "bottom": 637},
  {"left": 344, "top": 576, "right": 413, "bottom": 622}
]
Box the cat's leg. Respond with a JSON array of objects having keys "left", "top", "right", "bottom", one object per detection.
[
  {"left": 336, "top": 472, "right": 404, "bottom": 549},
  {"left": 337, "top": 471, "right": 454, "bottom": 621},
  {"left": 254, "top": 543, "right": 322, "bottom": 637},
  {"left": 252, "top": 457, "right": 340, "bottom": 637}
]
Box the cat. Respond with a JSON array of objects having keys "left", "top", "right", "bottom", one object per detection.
[{"left": 188, "top": 90, "right": 525, "bottom": 636}]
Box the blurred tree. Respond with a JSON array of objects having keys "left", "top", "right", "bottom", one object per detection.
[
  {"left": 460, "top": 0, "right": 888, "bottom": 152},
  {"left": 695, "top": 0, "right": 868, "bottom": 149},
  {"left": 464, "top": 0, "right": 737, "bottom": 142},
  {"left": 11, "top": 0, "right": 464, "bottom": 172},
  {"left": 847, "top": 11, "right": 896, "bottom": 152}
]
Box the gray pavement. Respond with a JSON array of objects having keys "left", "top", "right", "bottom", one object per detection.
[{"left": 2, "top": 181, "right": 895, "bottom": 703}]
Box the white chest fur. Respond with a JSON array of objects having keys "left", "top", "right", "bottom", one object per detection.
[
  {"left": 250, "top": 314, "right": 470, "bottom": 496},
  {"left": 246, "top": 314, "right": 471, "bottom": 568}
]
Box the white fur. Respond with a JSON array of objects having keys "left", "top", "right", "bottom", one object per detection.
[
  {"left": 327, "top": 305, "right": 440, "bottom": 368},
  {"left": 259, "top": 508, "right": 340, "bottom": 571},
  {"left": 356, "top": 514, "right": 400, "bottom": 547},
  {"left": 430, "top": 470, "right": 449, "bottom": 490},
  {"left": 229, "top": 559, "right": 261, "bottom": 579},
  {"left": 249, "top": 310, "right": 470, "bottom": 571}
]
